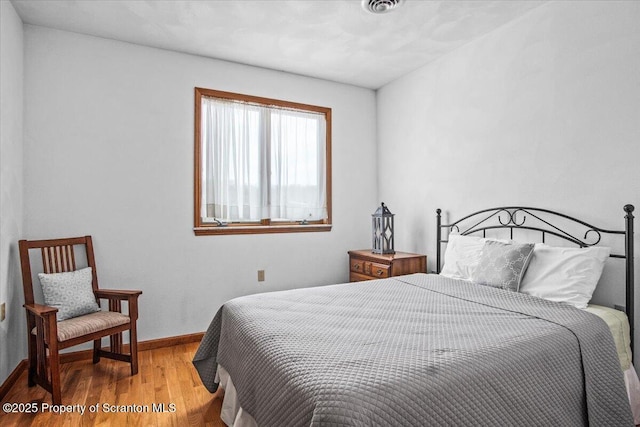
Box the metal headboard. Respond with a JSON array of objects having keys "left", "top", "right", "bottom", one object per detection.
[{"left": 435, "top": 205, "right": 635, "bottom": 360}]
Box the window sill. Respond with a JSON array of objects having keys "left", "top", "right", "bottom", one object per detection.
[{"left": 193, "top": 224, "right": 332, "bottom": 236}]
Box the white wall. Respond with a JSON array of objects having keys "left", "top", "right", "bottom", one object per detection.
[
  {"left": 0, "top": 0, "right": 25, "bottom": 385},
  {"left": 22, "top": 27, "right": 377, "bottom": 347},
  {"left": 377, "top": 1, "right": 640, "bottom": 343}
]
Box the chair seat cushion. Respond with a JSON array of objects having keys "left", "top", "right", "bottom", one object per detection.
[{"left": 32, "top": 310, "right": 130, "bottom": 342}]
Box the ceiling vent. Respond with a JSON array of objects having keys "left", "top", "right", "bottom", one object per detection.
[{"left": 362, "top": 0, "right": 403, "bottom": 14}]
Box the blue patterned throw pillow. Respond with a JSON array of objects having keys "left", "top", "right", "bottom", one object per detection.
[
  {"left": 38, "top": 267, "right": 100, "bottom": 321},
  {"left": 470, "top": 241, "right": 535, "bottom": 292}
]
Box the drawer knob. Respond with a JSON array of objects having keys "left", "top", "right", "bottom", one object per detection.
[
  {"left": 353, "top": 264, "right": 360, "bottom": 270},
  {"left": 376, "top": 269, "right": 383, "bottom": 275}
]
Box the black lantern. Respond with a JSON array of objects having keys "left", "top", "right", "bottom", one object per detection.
[{"left": 372, "top": 202, "right": 395, "bottom": 254}]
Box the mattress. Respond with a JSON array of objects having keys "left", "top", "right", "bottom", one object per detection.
[
  {"left": 193, "top": 273, "right": 633, "bottom": 426},
  {"left": 585, "top": 304, "right": 632, "bottom": 371},
  {"left": 585, "top": 304, "right": 640, "bottom": 424}
]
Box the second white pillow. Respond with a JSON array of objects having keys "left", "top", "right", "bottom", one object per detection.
[
  {"left": 519, "top": 243, "right": 610, "bottom": 309},
  {"left": 441, "top": 234, "right": 512, "bottom": 281}
]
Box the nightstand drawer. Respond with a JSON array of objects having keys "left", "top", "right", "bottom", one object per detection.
[
  {"left": 368, "top": 263, "right": 389, "bottom": 278},
  {"left": 350, "top": 259, "right": 366, "bottom": 274},
  {"left": 350, "top": 272, "right": 374, "bottom": 282}
]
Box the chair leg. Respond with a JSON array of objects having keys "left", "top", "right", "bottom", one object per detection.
[
  {"left": 49, "top": 348, "right": 62, "bottom": 405},
  {"left": 46, "top": 327, "right": 62, "bottom": 406},
  {"left": 27, "top": 366, "right": 37, "bottom": 387},
  {"left": 93, "top": 339, "right": 101, "bottom": 364},
  {"left": 27, "top": 333, "right": 37, "bottom": 387},
  {"left": 130, "top": 323, "right": 139, "bottom": 375}
]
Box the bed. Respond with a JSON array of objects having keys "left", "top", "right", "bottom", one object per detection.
[{"left": 193, "top": 205, "right": 637, "bottom": 426}]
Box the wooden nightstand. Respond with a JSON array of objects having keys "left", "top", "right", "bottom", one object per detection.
[{"left": 348, "top": 250, "right": 427, "bottom": 282}]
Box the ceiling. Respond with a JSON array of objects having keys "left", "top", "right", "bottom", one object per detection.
[{"left": 11, "top": 0, "right": 546, "bottom": 89}]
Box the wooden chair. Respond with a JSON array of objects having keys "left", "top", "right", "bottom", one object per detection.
[{"left": 19, "top": 236, "right": 142, "bottom": 405}]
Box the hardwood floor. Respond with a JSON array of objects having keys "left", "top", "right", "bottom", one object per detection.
[{"left": 0, "top": 342, "right": 225, "bottom": 426}]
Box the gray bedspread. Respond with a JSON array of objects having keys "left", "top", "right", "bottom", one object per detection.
[{"left": 193, "top": 273, "right": 633, "bottom": 426}]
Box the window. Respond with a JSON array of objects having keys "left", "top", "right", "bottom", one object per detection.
[{"left": 194, "top": 88, "right": 332, "bottom": 235}]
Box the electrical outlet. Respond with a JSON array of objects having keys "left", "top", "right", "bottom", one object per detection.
[
  {"left": 257, "top": 270, "right": 265, "bottom": 282},
  {"left": 1, "top": 303, "right": 5, "bottom": 321}
]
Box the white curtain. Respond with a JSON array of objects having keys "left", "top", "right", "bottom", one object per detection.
[{"left": 201, "top": 97, "right": 327, "bottom": 222}]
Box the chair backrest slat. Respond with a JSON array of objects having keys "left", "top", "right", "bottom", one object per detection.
[
  {"left": 68, "top": 245, "right": 76, "bottom": 271},
  {"left": 41, "top": 245, "right": 75, "bottom": 273}
]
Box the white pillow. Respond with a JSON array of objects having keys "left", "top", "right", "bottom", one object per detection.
[
  {"left": 519, "top": 244, "right": 610, "bottom": 309},
  {"left": 440, "top": 234, "right": 485, "bottom": 281},
  {"left": 440, "top": 234, "right": 511, "bottom": 281}
]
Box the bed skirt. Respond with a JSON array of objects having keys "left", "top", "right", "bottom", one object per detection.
[
  {"left": 625, "top": 364, "right": 640, "bottom": 424},
  {"left": 216, "top": 364, "right": 258, "bottom": 427}
]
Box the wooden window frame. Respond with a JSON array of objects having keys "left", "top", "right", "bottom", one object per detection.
[{"left": 193, "top": 88, "right": 332, "bottom": 236}]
